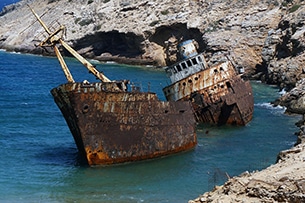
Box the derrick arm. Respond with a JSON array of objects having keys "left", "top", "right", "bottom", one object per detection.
[
  {"left": 28, "top": 5, "right": 74, "bottom": 83},
  {"left": 28, "top": 5, "right": 111, "bottom": 83},
  {"left": 53, "top": 45, "right": 75, "bottom": 83},
  {"left": 59, "top": 39, "right": 111, "bottom": 82}
]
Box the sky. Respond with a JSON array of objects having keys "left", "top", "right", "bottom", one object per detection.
[{"left": 0, "top": 0, "right": 20, "bottom": 10}]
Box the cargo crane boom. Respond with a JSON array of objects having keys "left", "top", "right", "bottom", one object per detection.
[{"left": 28, "top": 5, "right": 111, "bottom": 83}]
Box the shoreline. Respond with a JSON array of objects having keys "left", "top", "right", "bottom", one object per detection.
[{"left": 189, "top": 123, "right": 305, "bottom": 202}]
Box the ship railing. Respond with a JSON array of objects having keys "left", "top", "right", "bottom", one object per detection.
[
  {"left": 129, "top": 82, "right": 153, "bottom": 93},
  {"left": 130, "top": 82, "right": 142, "bottom": 92},
  {"left": 33, "top": 20, "right": 63, "bottom": 45},
  {"left": 165, "top": 53, "right": 208, "bottom": 84}
]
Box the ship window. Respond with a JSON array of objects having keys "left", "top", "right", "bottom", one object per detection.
[
  {"left": 191, "top": 58, "right": 198, "bottom": 65},
  {"left": 188, "top": 79, "right": 192, "bottom": 83},
  {"left": 182, "top": 82, "right": 186, "bottom": 86},
  {"left": 176, "top": 65, "right": 182, "bottom": 72},
  {"left": 186, "top": 60, "right": 192, "bottom": 67},
  {"left": 197, "top": 56, "right": 202, "bottom": 62},
  {"left": 220, "top": 67, "right": 224, "bottom": 71},
  {"left": 181, "top": 62, "right": 187, "bottom": 69},
  {"left": 214, "top": 69, "right": 218, "bottom": 73},
  {"left": 226, "top": 81, "right": 235, "bottom": 93},
  {"left": 173, "top": 67, "right": 177, "bottom": 73},
  {"left": 195, "top": 77, "right": 198, "bottom": 81}
]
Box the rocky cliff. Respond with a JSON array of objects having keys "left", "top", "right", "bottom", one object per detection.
[{"left": 0, "top": 0, "right": 294, "bottom": 70}]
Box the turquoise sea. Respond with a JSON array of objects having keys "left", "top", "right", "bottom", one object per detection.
[{"left": 0, "top": 50, "right": 301, "bottom": 202}]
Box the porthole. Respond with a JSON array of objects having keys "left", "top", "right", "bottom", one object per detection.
[{"left": 82, "top": 104, "right": 89, "bottom": 113}]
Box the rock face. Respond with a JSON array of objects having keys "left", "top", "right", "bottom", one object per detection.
[
  {"left": 0, "top": 0, "right": 206, "bottom": 67},
  {"left": 189, "top": 134, "right": 305, "bottom": 203},
  {"left": 0, "top": 0, "right": 291, "bottom": 70}
]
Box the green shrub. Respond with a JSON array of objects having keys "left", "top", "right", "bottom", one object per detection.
[
  {"left": 75, "top": 17, "right": 81, "bottom": 24},
  {"left": 48, "top": 0, "right": 59, "bottom": 3},
  {"left": 161, "top": 10, "right": 169, "bottom": 15},
  {"left": 78, "top": 18, "right": 93, "bottom": 26},
  {"left": 94, "top": 24, "right": 102, "bottom": 31},
  {"left": 149, "top": 20, "right": 160, "bottom": 26},
  {"left": 289, "top": 4, "right": 301, "bottom": 13}
]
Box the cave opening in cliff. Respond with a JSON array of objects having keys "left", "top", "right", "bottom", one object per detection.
[
  {"left": 149, "top": 23, "right": 206, "bottom": 53},
  {"left": 68, "top": 31, "right": 145, "bottom": 58}
]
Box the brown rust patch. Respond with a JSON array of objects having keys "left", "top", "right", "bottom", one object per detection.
[
  {"left": 86, "top": 146, "right": 112, "bottom": 165},
  {"left": 51, "top": 82, "right": 197, "bottom": 165},
  {"left": 163, "top": 61, "right": 253, "bottom": 125}
]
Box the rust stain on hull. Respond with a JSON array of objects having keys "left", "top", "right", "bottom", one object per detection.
[
  {"left": 162, "top": 40, "right": 254, "bottom": 126},
  {"left": 51, "top": 82, "right": 197, "bottom": 165}
]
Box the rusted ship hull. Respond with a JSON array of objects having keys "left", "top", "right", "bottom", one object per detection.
[
  {"left": 163, "top": 58, "right": 254, "bottom": 126},
  {"left": 51, "top": 82, "right": 197, "bottom": 165}
]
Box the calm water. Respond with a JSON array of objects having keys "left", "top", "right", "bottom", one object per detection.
[{"left": 0, "top": 51, "right": 301, "bottom": 202}]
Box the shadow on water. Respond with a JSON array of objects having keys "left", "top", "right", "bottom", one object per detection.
[{"left": 35, "top": 145, "right": 87, "bottom": 166}]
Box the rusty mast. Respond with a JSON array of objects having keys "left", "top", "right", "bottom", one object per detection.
[{"left": 28, "top": 5, "right": 111, "bottom": 84}]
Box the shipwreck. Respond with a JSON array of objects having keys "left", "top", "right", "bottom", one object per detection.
[
  {"left": 163, "top": 40, "right": 254, "bottom": 125},
  {"left": 29, "top": 6, "right": 197, "bottom": 165}
]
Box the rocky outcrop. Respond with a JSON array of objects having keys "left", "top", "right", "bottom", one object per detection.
[
  {"left": 0, "top": 0, "right": 206, "bottom": 67},
  {"left": 261, "top": 3, "right": 305, "bottom": 90},
  {"left": 189, "top": 130, "right": 305, "bottom": 203},
  {"left": 273, "top": 78, "right": 305, "bottom": 115}
]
